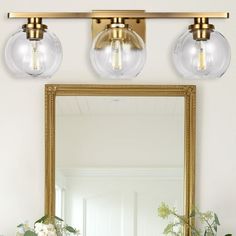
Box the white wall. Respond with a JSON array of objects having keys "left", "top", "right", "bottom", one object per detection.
[{"left": 0, "top": 0, "right": 236, "bottom": 235}]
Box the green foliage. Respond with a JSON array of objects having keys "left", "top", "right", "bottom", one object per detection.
[
  {"left": 158, "top": 202, "right": 231, "bottom": 236},
  {"left": 34, "top": 215, "right": 48, "bottom": 224},
  {"left": 65, "top": 226, "right": 77, "bottom": 233},
  {"left": 17, "top": 215, "right": 80, "bottom": 236},
  {"left": 24, "top": 231, "right": 37, "bottom": 236},
  {"left": 17, "top": 224, "right": 24, "bottom": 228}
]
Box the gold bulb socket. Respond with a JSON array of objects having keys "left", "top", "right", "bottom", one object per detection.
[
  {"left": 22, "top": 18, "right": 47, "bottom": 40},
  {"left": 94, "top": 17, "right": 143, "bottom": 50},
  {"left": 107, "top": 18, "right": 129, "bottom": 40},
  {"left": 189, "top": 18, "right": 214, "bottom": 41}
]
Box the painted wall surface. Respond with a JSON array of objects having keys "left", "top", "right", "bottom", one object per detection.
[{"left": 0, "top": 0, "right": 236, "bottom": 235}]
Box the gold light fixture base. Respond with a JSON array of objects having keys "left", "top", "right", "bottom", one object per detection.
[
  {"left": 22, "top": 17, "right": 47, "bottom": 40},
  {"left": 92, "top": 10, "right": 146, "bottom": 42},
  {"left": 189, "top": 18, "right": 214, "bottom": 41}
]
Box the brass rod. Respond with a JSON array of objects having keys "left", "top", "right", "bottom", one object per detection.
[{"left": 8, "top": 11, "right": 229, "bottom": 19}]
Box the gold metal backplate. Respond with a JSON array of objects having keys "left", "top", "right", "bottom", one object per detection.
[{"left": 92, "top": 10, "right": 146, "bottom": 42}]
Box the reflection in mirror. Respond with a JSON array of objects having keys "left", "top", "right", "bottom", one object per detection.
[{"left": 55, "top": 96, "right": 185, "bottom": 236}]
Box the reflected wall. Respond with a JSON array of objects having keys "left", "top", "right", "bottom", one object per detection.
[{"left": 55, "top": 95, "right": 185, "bottom": 236}]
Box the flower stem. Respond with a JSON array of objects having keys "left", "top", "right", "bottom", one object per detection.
[{"left": 171, "top": 211, "right": 201, "bottom": 236}]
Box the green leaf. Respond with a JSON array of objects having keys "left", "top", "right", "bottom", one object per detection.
[
  {"left": 34, "top": 215, "right": 48, "bottom": 224},
  {"left": 225, "top": 234, "right": 232, "bottom": 236},
  {"left": 65, "top": 226, "right": 77, "bottom": 233},
  {"left": 213, "top": 225, "right": 217, "bottom": 232},
  {"left": 163, "top": 223, "right": 173, "bottom": 234},
  {"left": 55, "top": 215, "right": 63, "bottom": 221},
  {"left": 214, "top": 213, "right": 220, "bottom": 225},
  {"left": 24, "top": 230, "right": 37, "bottom": 236},
  {"left": 17, "top": 224, "right": 24, "bottom": 228}
]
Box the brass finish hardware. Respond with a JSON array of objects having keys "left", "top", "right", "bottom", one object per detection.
[
  {"left": 8, "top": 11, "right": 229, "bottom": 19},
  {"left": 22, "top": 18, "right": 47, "bottom": 40},
  {"left": 111, "top": 17, "right": 125, "bottom": 24},
  {"left": 8, "top": 10, "right": 229, "bottom": 43},
  {"left": 45, "top": 84, "right": 196, "bottom": 236},
  {"left": 92, "top": 10, "right": 146, "bottom": 42},
  {"left": 109, "top": 26, "right": 126, "bottom": 41},
  {"left": 189, "top": 18, "right": 214, "bottom": 41}
]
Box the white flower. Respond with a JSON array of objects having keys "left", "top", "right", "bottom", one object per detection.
[
  {"left": 46, "top": 224, "right": 56, "bottom": 231},
  {"left": 35, "top": 223, "right": 57, "bottom": 236},
  {"left": 38, "top": 232, "right": 47, "bottom": 236},
  {"left": 42, "top": 225, "right": 49, "bottom": 233},
  {"left": 35, "top": 223, "right": 44, "bottom": 233},
  {"left": 47, "top": 231, "right": 57, "bottom": 236}
]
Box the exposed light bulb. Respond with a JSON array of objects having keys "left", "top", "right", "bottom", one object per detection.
[
  {"left": 22, "top": 40, "right": 44, "bottom": 76},
  {"left": 111, "top": 40, "right": 122, "bottom": 70},
  {"left": 30, "top": 41, "right": 42, "bottom": 72},
  {"left": 197, "top": 41, "right": 206, "bottom": 71}
]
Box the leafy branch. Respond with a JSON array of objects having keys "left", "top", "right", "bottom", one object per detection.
[{"left": 157, "top": 202, "right": 232, "bottom": 236}]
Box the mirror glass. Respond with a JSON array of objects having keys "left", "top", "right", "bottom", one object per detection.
[{"left": 55, "top": 95, "right": 185, "bottom": 236}]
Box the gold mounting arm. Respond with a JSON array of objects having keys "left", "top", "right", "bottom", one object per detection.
[{"left": 8, "top": 11, "right": 229, "bottom": 19}]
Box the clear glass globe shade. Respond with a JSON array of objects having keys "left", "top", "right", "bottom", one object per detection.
[
  {"left": 5, "top": 29, "right": 63, "bottom": 78},
  {"left": 173, "top": 30, "right": 231, "bottom": 79},
  {"left": 90, "top": 27, "right": 146, "bottom": 79}
]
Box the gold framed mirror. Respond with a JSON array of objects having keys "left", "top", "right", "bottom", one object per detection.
[{"left": 45, "top": 84, "right": 196, "bottom": 235}]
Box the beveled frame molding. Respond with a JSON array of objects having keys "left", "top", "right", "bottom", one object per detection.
[{"left": 45, "top": 84, "right": 196, "bottom": 235}]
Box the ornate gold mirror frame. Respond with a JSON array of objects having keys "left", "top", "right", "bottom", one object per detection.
[{"left": 45, "top": 84, "right": 196, "bottom": 235}]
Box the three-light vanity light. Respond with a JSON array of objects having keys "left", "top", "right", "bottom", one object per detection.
[{"left": 5, "top": 11, "right": 230, "bottom": 79}]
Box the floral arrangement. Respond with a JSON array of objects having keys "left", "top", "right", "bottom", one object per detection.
[
  {"left": 158, "top": 202, "right": 232, "bottom": 236},
  {"left": 16, "top": 216, "right": 80, "bottom": 236}
]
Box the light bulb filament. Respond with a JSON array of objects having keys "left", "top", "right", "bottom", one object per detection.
[
  {"left": 198, "top": 42, "right": 206, "bottom": 71},
  {"left": 31, "top": 41, "right": 41, "bottom": 71},
  {"left": 111, "top": 40, "right": 122, "bottom": 70}
]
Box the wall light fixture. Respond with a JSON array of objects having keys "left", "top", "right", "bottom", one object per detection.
[
  {"left": 5, "top": 11, "right": 230, "bottom": 79},
  {"left": 5, "top": 17, "right": 63, "bottom": 78}
]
